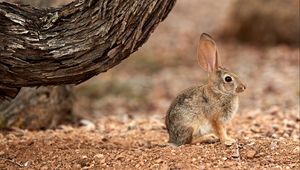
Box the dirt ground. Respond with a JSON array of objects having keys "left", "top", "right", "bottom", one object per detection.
[
  {"left": 0, "top": 105, "right": 299, "bottom": 169},
  {"left": 1, "top": 0, "right": 300, "bottom": 169}
]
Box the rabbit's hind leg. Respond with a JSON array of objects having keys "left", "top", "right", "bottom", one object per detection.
[
  {"left": 169, "top": 126, "right": 194, "bottom": 146},
  {"left": 191, "top": 134, "right": 219, "bottom": 144}
]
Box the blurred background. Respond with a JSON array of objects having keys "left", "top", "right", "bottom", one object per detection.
[{"left": 6, "top": 0, "right": 300, "bottom": 120}]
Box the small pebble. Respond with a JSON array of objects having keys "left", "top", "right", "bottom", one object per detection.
[
  {"left": 250, "top": 126, "right": 260, "bottom": 133},
  {"left": 80, "top": 119, "right": 96, "bottom": 131},
  {"left": 94, "top": 154, "right": 104, "bottom": 158},
  {"left": 232, "top": 152, "right": 239, "bottom": 158},
  {"left": 272, "top": 124, "right": 279, "bottom": 131},
  {"left": 270, "top": 141, "right": 278, "bottom": 150},
  {"left": 40, "top": 166, "right": 49, "bottom": 170},
  {"left": 24, "top": 161, "right": 30, "bottom": 167},
  {"left": 293, "top": 146, "right": 300, "bottom": 154},
  {"left": 155, "top": 158, "right": 163, "bottom": 163},
  {"left": 246, "top": 149, "right": 257, "bottom": 158},
  {"left": 268, "top": 106, "right": 280, "bottom": 115},
  {"left": 100, "top": 158, "right": 106, "bottom": 164}
]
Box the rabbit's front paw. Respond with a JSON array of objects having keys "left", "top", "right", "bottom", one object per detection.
[{"left": 224, "top": 137, "right": 236, "bottom": 146}]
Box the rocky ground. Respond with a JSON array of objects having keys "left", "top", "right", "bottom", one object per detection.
[{"left": 0, "top": 106, "right": 299, "bottom": 169}]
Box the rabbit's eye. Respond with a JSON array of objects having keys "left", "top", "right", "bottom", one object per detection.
[{"left": 225, "top": 76, "right": 232, "bottom": 82}]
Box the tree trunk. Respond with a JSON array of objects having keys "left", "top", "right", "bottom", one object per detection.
[
  {"left": 0, "top": 0, "right": 176, "bottom": 129},
  {"left": 0, "top": 86, "right": 73, "bottom": 129},
  {"left": 0, "top": 1, "right": 75, "bottom": 130},
  {"left": 0, "top": 0, "right": 176, "bottom": 101}
]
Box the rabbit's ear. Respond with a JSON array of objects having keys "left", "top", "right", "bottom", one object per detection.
[{"left": 197, "top": 33, "right": 222, "bottom": 73}]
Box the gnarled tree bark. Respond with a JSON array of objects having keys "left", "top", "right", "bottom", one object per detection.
[
  {"left": 0, "top": 0, "right": 176, "bottom": 101},
  {"left": 0, "top": 0, "right": 176, "bottom": 129}
]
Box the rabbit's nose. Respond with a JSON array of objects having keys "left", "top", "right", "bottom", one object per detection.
[
  {"left": 242, "top": 84, "right": 246, "bottom": 90},
  {"left": 236, "top": 84, "right": 246, "bottom": 93}
]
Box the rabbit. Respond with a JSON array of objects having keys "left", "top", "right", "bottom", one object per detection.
[{"left": 165, "top": 33, "right": 246, "bottom": 146}]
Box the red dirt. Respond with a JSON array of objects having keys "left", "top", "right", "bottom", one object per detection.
[{"left": 0, "top": 108, "right": 299, "bottom": 169}]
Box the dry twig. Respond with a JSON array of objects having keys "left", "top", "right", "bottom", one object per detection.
[
  {"left": 0, "top": 157, "right": 24, "bottom": 167},
  {"left": 232, "top": 141, "right": 241, "bottom": 161}
]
